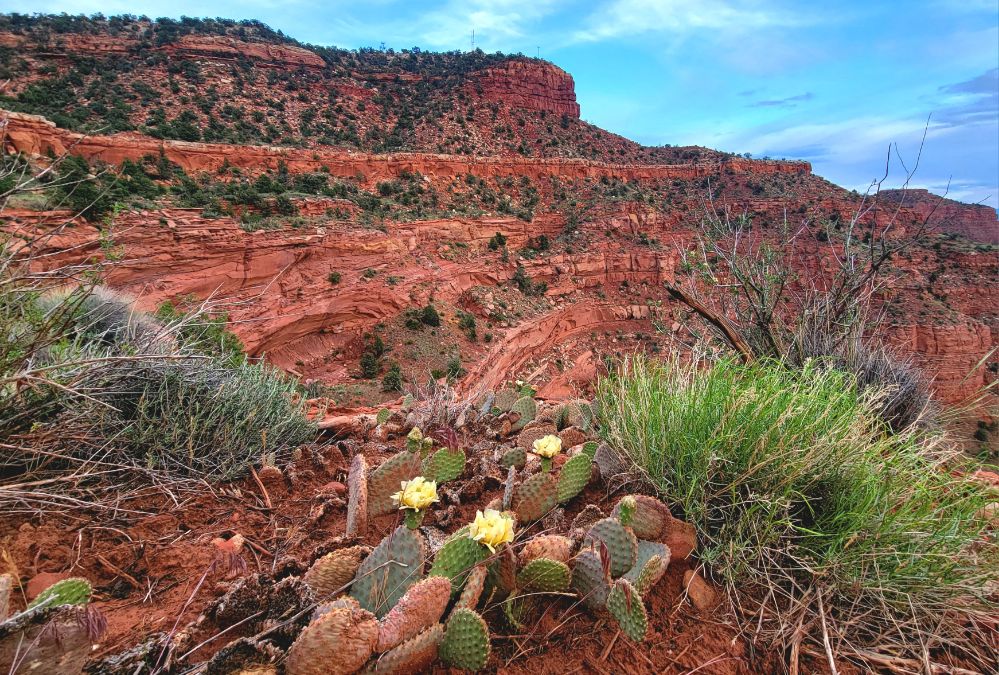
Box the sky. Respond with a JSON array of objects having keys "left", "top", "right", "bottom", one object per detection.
[{"left": 5, "top": 0, "right": 998, "bottom": 208}]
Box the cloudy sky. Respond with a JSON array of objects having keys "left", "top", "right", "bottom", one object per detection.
[{"left": 6, "top": 0, "right": 998, "bottom": 208}]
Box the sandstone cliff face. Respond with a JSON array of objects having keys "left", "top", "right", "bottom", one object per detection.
[
  {"left": 0, "top": 110, "right": 810, "bottom": 185},
  {"left": 0, "top": 31, "right": 325, "bottom": 69},
  {"left": 476, "top": 60, "right": 581, "bottom": 117},
  {"left": 880, "top": 189, "right": 998, "bottom": 243}
]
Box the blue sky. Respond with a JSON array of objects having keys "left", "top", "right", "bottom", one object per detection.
[{"left": 6, "top": 0, "right": 998, "bottom": 207}]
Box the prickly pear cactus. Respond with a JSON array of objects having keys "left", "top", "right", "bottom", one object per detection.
[
  {"left": 27, "top": 578, "right": 91, "bottom": 610},
  {"left": 304, "top": 546, "right": 371, "bottom": 599},
  {"left": 346, "top": 453, "right": 369, "bottom": 538},
  {"left": 509, "top": 396, "right": 537, "bottom": 432},
  {"left": 512, "top": 472, "right": 557, "bottom": 522},
  {"left": 421, "top": 446, "right": 466, "bottom": 483},
  {"left": 501, "top": 593, "right": 537, "bottom": 631},
  {"left": 476, "top": 390, "right": 496, "bottom": 416},
  {"left": 611, "top": 494, "right": 673, "bottom": 540},
  {"left": 376, "top": 576, "right": 451, "bottom": 652},
  {"left": 456, "top": 565, "right": 488, "bottom": 610},
  {"left": 428, "top": 530, "right": 489, "bottom": 593},
  {"left": 285, "top": 605, "right": 379, "bottom": 675},
  {"left": 606, "top": 578, "right": 648, "bottom": 642},
  {"left": 557, "top": 401, "right": 591, "bottom": 431},
  {"left": 487, "top": 544, "right": 518, "bottom": 597},
  {"left": 502, "top": 466, "right": 517, "bottom": 511},
  {"left": 492, "top": 389, "right": 519, "bottom": 413},
  {"left": 585, "top": 518, "right": 638, "bottom": 578},
  {"left": 518, "top": 534, "right": 573, "bottom": 565},
  {"left": 623, "top": 541, "right": 670, "bottom": 597},
  {"left": 570, "top": 549, "right": 611, "bottom": 610},
  {"left": 499, "top": 446, "right": 527, "bottom": 469},
  {"left": 370, "top": 623, "right": 443, "bottom": 674},
  {"left": 581, "top": 441, "right": 599, "bottom": 460},
  {"left": 368, "top": 449, "right": 422, "bottom": 516},
  {"left": 376, "top": 408, "right": 391, "bottom": 426},
  {"left": 401, "top": 394, "right": 416, "bottom": 411},
  {"left": 556, "top": 453, "right": 592, "bottom": 504},
  {"left": 439, "top": 608, "right": 490, "bottom": 671},
  {"left": 516, "top": 558, "right": 571, "bottom": 593},
  {"left": 516, "top": 422, "right": 557, "bottom": 450},
  {"left": 350, "top": 526, "right": 426, "bottom": 617}
]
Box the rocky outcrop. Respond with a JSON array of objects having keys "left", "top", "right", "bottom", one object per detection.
[
  {"left": 880, "top": 189, "right": 998, "bottom": 244},
  {"left": 476, "top": 60, "right": 581, "bottom": 118},
  {"left": 0, "top": 110, "right": 810, "bottom": 185},
  {"left": 0, "top": 31, "right": 325, "bottom": 69}
]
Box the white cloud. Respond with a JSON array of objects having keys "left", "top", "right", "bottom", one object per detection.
[{"left": 571, "top": 0, "right": 815, "bottom": 43}]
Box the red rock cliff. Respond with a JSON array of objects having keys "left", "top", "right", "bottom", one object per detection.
[
  {"left": 880, "top": 189, "right": 998, "bottom": 244},
  {"left": 476, "top": 60, "right": 581, "bottom": 118}
]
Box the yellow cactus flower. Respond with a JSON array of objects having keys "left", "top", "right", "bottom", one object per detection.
[
  {"left": 532, "top": 434, "right": 562, "bottom": 459},
  {"left": 468, "top": 509, "right": 515, "bottom": 552},
  {"left": 391, "top": 476, "right": 439, "bottom": 511}
]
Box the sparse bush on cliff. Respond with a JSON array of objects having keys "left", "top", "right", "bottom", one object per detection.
[
  {"left": 598, "top": 352, "right": 998, "bottom": 667},
  {"left": 420, "top": 303, "right": 441, "bottom": 327},
  {"left": 382, "top": 362, "right": 403, "bottom": 392}
]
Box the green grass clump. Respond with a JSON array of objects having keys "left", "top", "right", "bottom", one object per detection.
[{"left": 597, "top": 353, "right": 997, "bottom": 664}]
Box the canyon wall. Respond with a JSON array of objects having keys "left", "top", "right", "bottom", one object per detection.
[
  {"left": 880, "top": 189, "right": 998, "bottom": 244},
  {"left": 475, "top": 60, "right": 581, "bottom": 118},
  {"left": 0, "top": 110, "right": 810, "bottom": 184},
  {"left": 0, "top": 31, "right": 326, "bottom": 69}
]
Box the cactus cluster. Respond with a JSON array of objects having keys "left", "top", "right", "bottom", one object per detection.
[{"left": 281, "top": 401, "right": 681, "bottom": 674}]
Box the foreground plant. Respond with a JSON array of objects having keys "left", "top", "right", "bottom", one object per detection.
[
  {"left": 597, "top": 352, "right": 999, "bottom": 669},
  {"left": 531, "top": 434, "right": 561, "bottom": 472}
]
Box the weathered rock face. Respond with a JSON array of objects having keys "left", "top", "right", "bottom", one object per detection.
[
  {"left": 476, "top": 59, "right": 581, "bottom": 118},
  {"left": 0, "top": 31, "right": 325, "bottom": 69},
  {"left": 880, "top": 189, "right": 998, "bottom": 243},
  {"left": 0, "top": 110, "right": 810, "bottom": 185}
]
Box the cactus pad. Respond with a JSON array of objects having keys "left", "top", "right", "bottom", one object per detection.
[
  {"left": 350, "top": 525, "right": 426, "bottom": 617},
  {"left": 585, "top": 518, "right": 638, "bottom": 578},
  {"left": 371, "top": 623, "right": 443, "bottom": 674},
  {"left": 518, "top": 534, "right": 573, "bottom": 565},
  {"left": 516, "top": 423, "right": 557, "bottom": 450},
  {"left": 27, "top": 577, "right": 91, "bottom": 610},
  {"left": 346, "top": 453, "right": 369, "bottom": 539},
  {"left": 499, "top": 446, "right": 527, "bottom": 469},
  {"left": 517, "top": 558, "right": 571, "bottom": 593},
  {"left": 492, "top": 389, "right": 519, "bottom": 413},
  {"left": 304, "top": 546, "right": 371, "bottom": 599},
  {"left": 501, "top": 593, "right": 537, "bottom": 631},
  {"left": 401, "top": 394, "right": 416, "bottom": 411},
  {"left": 456, "top": 565, "right": 488, "bottom": 610},
  {"left": 509, "top": 396, "right": 537, "bottom": 432},
  {"left": 376, "top": 408, "right": 391, "bottom": 425},
  {"left": 570, "top": 549, "right": 611, "bottom": 609},
  {"left": 285, "top": 605, "right": 379, "bottom": 675},
  {"left": 607, "top": 579, "right": 648, "bottom": 642},
  {"left": 368, "top": 450, "right": 422, "bottom": 517},
  {"left": 623, "top": 541, "right": 670, "bottom": 597},
  {"left": 559, "top": 426, "right": 588, "bottom": 449},
  {"left": 556, "top": 453, "right": 592, "bottom": 504},
  {"left": 557, "top": 401, "right": 591, "bottom": 431},
  {"left": 428, "top": 532, "right": 489, "bottom": 593},
  {"left": 581, "top": 441, "right": 599, "bottom": 460},
  {"left": 611, "top": 494, "right": 672, "bottom": 540},
  {"left": 421, "top": 446, "right": 466, "bottom": 483},
  {"left": 487, "top": 544, "right": 518, "bottom": 596},
  {"left": 376, "top": 576, "right": 451, "bottom": 652},
  {"left": 440, "top": 608, "right": 490, "bottom": 671},
  {"left": 512, "top": 472, "right": 557, "bottom": 522}
]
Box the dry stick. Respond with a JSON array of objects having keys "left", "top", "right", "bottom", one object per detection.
[
  {"left": 248, "top": 466, "right": 273, "bottom": 510},
  {"left": 94, "top": 554, "right": 141, "bottom": 589},
  {"left": 599, "top": 629, "right": 620, "bottom": 661},
  {"left": 176, "top": 610, "right": 265, "bottom": 662},
  {"left": 816, "top": 589, "right": 839, "bottom": 675},
  {"left": 665, "top": 285, "right": 754, "bottom": 363}
]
